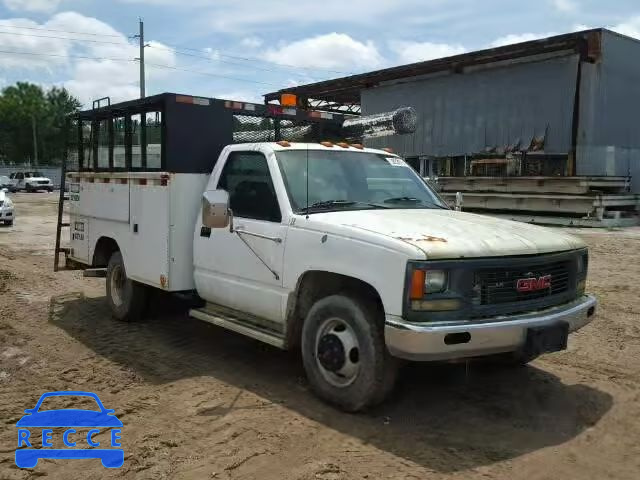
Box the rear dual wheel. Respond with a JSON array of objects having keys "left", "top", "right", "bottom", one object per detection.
[{"left": 106, "top": 251, "right": 148, "bottom": 322}]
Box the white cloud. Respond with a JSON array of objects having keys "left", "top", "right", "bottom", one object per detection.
[
  {"left": 610, "top": 16, "right": 640, "bottom": 40},
  {"left": 214, "top": 90, "right": 263, "bottom": 103},
  {"left": 0, "top": 11, "right": 176, "bottom": 106},
  {"left": 241, "top": 36, "right": 263, "bottom": 49},
  {"left": 488, "top": 32, "right": 557, "bottom": 48},
  {"left": 389, "top": 41, "right": 465, "bottom": 64},
  {"left": 551, "top": 0, "right": 578, "bottom": 12},
  {"left": 263, "top": 33, "right": 382, "bottom": 71},
  {"left": 3, "top": 0, "right": 62, "bottom": 13}
]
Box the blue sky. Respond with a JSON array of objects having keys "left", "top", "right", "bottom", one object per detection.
[{"left": 1, "top": 0, "right": 640, "bottom": 107}]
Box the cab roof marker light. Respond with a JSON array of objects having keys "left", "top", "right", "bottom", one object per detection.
[
  {"left": 320, "top": 141, "right": 334, "bottom": 147},
  {"left": 382, "top": 147, "right": 394, "bottom": 153},
  {"left": 337, "top": 142, "right": 350, "bottom": 149},
  {"left": 244, "top": 103, "right": 256, "bottom": 111},
  {"left": 276, "top": 140, "right": 291, "bottom": 147},
  {"left": 351, "top": 143, "right": 364, "bottom": 149}
]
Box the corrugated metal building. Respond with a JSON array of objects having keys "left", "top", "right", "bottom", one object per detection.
[{"left": 265, "top": 29, "right": 640, "bottom": 193}]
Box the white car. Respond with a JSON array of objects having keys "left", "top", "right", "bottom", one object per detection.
[
  {"left": 0, "top": 189, "right": 14, "bottom": 226},
  {"left": 9, "top": 171, "right": 54, "bottom": 192}
]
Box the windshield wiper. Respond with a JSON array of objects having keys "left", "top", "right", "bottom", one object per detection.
[
  {"left": 382, "top": 196, "right": 449, "bottom": 210},
  {"left": 300, "top": 199, "right": 389, "bottom": 213}
]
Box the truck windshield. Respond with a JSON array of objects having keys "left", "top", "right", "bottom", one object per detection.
[{"left": 276, "top": 150, "right": 447, "bottom": 213}]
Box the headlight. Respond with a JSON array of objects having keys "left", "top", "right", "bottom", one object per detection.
[
  {"left": 425, "top": 270, "right": 448, "bottom": 293},
  {"left": 410, "top": 269, "right": 448, "bottom": 298},
  {"left": 4, "top": 198, "right": 12, "bottom": 207},
  {"left": 577, "top": 252, "right": 588, "bottom": 278}
]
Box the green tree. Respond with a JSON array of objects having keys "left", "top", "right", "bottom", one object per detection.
[{"left": 0, "top": 82, "right": 81, "bottom": 166}]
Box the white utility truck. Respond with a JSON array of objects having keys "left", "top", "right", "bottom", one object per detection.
[{"left": 55, "top": 93, "right": 596, "bottom": 411}]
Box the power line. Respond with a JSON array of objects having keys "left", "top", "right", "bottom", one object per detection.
[
  {"left": 147, "top": 44, "right": 314, "bottom": 76},
  {"left": 145, "top": 62, "right": 281, "bottom": 87},
  {"left": 0, "top": 30, "right": 130, "bottom": 46},
  {"left": 155, "top": 42, "right": 354, "bottom": 75},
  {"left": 0, "top": 23, "right": 122, "bottom": 38},
  {"left": 0, "top": 49, "right": 135, "bottom": 63}
]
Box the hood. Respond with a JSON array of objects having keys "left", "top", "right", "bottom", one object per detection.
[{"left": 311, "top": 209, "right": 585, "bottom": 259}]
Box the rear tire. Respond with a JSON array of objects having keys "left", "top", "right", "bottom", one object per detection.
[
  {"left": 106, "top": 251, "right": 148, "bottom": 322},
  {"left": 301, "top": 294, "right": 398, "bottom": 412}
]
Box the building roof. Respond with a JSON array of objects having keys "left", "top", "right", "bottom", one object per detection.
[{"left": 264, "top": 28, "right": 606, "bottom": 109}]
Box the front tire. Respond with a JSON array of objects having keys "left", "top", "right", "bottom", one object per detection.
[
  {"left": 106, "top": 251, "right": 148, "bottom": 322},
  {"left": 301, "top": 294, "right": 398, "bottom": 412}
]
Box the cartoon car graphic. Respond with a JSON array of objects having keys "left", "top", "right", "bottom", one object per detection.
[{"left": 16, "top": 391, "right": 123, "bottom": 468}]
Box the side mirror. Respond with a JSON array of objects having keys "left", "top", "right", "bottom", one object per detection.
[
  {"left": 1, "top": 188, "right": 7, "bottom": 193},
  {"left": 455, "top": 191, "right": 464, "bottom": 212},
  {"left": 202, "top": 189, "right": 232, "bottom": 229}
]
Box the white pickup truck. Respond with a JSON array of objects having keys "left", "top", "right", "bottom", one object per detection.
[{"left": 59, "top": 94, "right": 596, "bottom": 411}]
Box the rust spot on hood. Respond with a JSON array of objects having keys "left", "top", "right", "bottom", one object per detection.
[{"left": 395, "top": 234, "right": 447, "bottom": 243}]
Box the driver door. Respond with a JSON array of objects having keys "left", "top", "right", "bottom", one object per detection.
[{"left": 193, "top": 151, "right": 288, "bottom": 324}]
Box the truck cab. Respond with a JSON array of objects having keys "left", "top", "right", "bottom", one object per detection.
[{"left": 57, "top": 93, "right": 596, "bottom": 411}]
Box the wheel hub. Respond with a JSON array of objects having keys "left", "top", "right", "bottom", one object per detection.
[
  {"left": 317, "top": 334, "right": 346, "bottom": 372},
  {"left": 314, "top": 317, "right": 361, "bottom": 388}
]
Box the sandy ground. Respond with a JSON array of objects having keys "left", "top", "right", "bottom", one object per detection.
[{"left": 1, "top": 192, "right": 639, "bottom": 480}]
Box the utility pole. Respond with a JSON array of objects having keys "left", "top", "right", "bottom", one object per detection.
[
  {"left": 135, "top": 18, "right": 146, "bottom": 98},
  {"left": 31, "top": 115, "right": 39, "bottom": 167}
]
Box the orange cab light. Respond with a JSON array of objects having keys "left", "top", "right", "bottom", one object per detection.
[
  {"left": 382, "top": 147, "right": 394, "bottom": 153},
  {"left": 410, "top": 270, "right": 426, "bottom": 300},
  {"left": 337, "top": 142, "right": 350, "bottom": 148},
  {"left": 280, "top": 93, "right": 297, "bottom": 107},
  {"left": 320, "top": 141, "right": 334, "bottom": 147},
  {"left": 276, "top": 140, "right": 291, "bottom": 147},
  {"left": 351, "top": 143, "right": 364, "bottom": 149}
]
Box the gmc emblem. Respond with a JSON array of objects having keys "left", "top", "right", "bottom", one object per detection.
[{"left": 516, "top": 275, "right": 551, "bottom": 292}]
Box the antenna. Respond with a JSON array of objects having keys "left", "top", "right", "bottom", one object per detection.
[{"left": 305, "top": 143, "right": 310, "bottom": 220}]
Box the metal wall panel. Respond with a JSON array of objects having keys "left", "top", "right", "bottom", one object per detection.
[
  {"left": 576, "top": 31, "right": 640, "bottom": 193},
  {"left": 362, "top": 54, "right": 580, "bottom": 158}
]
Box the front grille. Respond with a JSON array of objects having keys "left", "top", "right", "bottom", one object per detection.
[
  {"left": 473, "top": 260, "right": 571, "bottom": 306},
  {"left": 37, "top": 180, "right": 49, "bottom": 185}
]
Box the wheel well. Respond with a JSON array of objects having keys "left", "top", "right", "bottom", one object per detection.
[
  {"left": 285, "top": 271, "right": 384, "bottom": 350},
  {"left": 92, "top": 237, "right": 120, "bottom": 267}
]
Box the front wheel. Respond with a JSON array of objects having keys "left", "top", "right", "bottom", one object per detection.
[
  {"left": 301, "top": 294, "right": 398, "bottom": 412},
  {"left": 106, "top": 251, "right": 148, "bottom": 322}
]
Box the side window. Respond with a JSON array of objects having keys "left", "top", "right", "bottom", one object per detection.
[
  {"left": 131, "top": 114, "right": 143, "bottom": 169},
  {"left": 16, "top": 173, "right": 23, "bottom": 180},
  {"left": 217, "top": 152, "right": 281, "bottom": 222},
  {"left": 97, "top": 119, "right": 110, "bottom": 169},
  {"left": 113, "top": 117, "right": 126, "bottom": 169},
  {"left": 145, "top": 111, "right": 162, "bottom": 169},
  {"left": 9, "top": 173, "right": 14, "bottom": 179}
]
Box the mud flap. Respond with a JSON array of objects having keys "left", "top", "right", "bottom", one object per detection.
[{"left": 523, "top": 321, "right": 569, "bottom": 357}]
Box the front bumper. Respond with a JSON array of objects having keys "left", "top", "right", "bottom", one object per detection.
[{"left": 385, "top": 295, "right": 597, "bottom": 361}]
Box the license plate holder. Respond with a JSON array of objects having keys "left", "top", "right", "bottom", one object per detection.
[{"left": 524, "top": 322, "right": 569, "bottom": 357}]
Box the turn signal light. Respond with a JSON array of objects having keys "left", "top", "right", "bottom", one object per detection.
[{"left": 410, "top": 270, "right": 425, "bottom": 299}]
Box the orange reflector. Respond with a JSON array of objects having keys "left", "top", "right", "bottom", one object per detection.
[
  {"left": 351, "top": 143, "right": 364, "bottom": 149},
  {"left": 281, "top": 93, "right": 297, "bottom": 107},
  {"left": 382, "top": 147, "right": 394, "bottom": 153},
  {"left": 337, "top": 142, "right": 350, "bottom": 148},
  {"left": 276, "top": 140, "right": 291, "bottom": 147},
  {"left": 320, "top": 141, "right": 334, "bottom": 147},
  {"left": 410, "top": 270, "right": 425, "bottom": 299}
]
